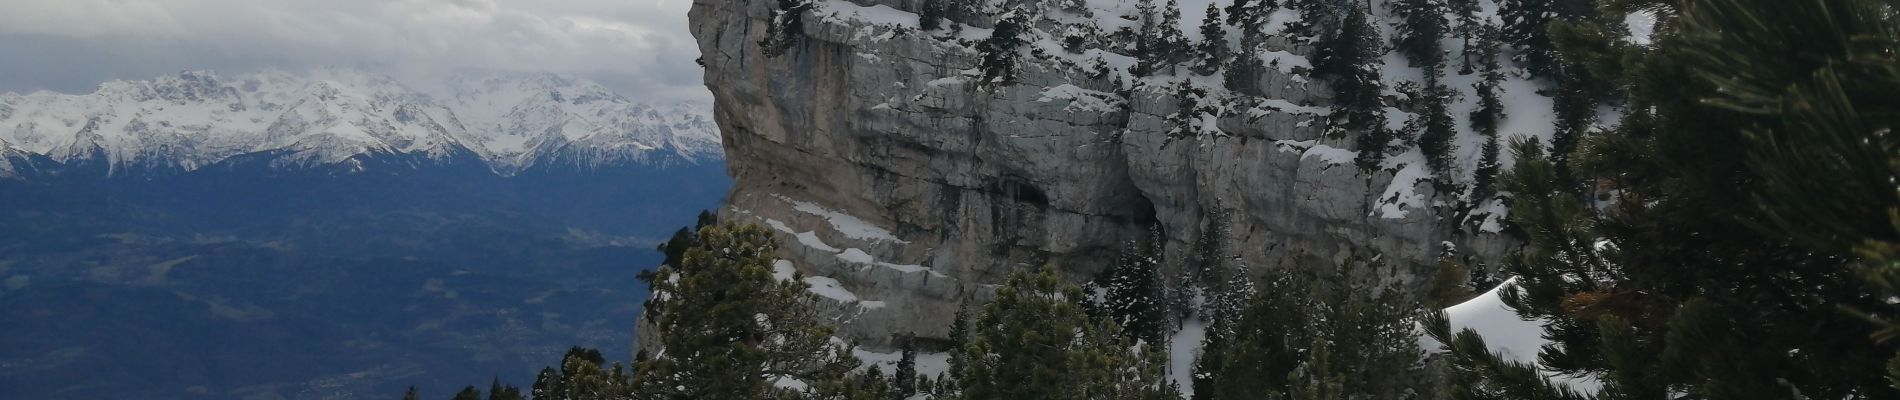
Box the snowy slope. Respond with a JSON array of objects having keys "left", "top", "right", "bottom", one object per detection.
[{"left": 0, "top": 69, "right": 719, "bottom": 176}]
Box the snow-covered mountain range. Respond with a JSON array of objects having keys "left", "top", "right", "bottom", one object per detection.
[{"left": 0, "top": 69, "right": 719, "bottom": 178}]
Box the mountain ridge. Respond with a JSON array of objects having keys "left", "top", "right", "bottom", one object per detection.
[{"left": 0, "top": 69, "right": 720, "bottom": 178}]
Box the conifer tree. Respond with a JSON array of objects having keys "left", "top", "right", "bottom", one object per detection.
[
  {"left": 1165, "top": 82, "right": 1210, "bottom": 142},
  {"left": 451, "top": 386, "right": 481, "bottom": 400},
  {"left": 485, "top": 377, "right": 522, "bottom": 400},
  {"left": 1130, "top": 0, "right": 1163, "bottom": 77},
  {"left": 1497, "top": 0, "right": 1555, "bottom": 76},
  {"left": 1198, "top": 266, "right": 1426, "bottom": 399},
  {"left": 403, "top": 387, "right": 419, "bottom": 400},
  {"left": 1389, "top": 0, "right": 1448, "bottom": 70},
  {"left": 1447, "top": 0, "right": 1482, "bottom": 73},
  {"left": 1468, "top": 24, "right": 1505, "bottom": 137},
  {"left": 1223, "top": 0, "right": 1275, "bottom": 27},
  {"left": 1315, "top": 6, "right": 1394, "bottom": 170},
  {"left": 977, "top": 10, "right": 1031, "bottom": 89},
  {"left": 1222, "top": 43, "right": 1264, "bottom": 96},
  {"left": 1158, "top": 0, "right": 1189, "bottom": 66},
  {"left": 956, "top": 270, "right": 1178, "bottom": 400},
  {"left": 1415, "top": 79, "right": 1458, "bottom": 183},
  {"left": 1471, "top": 134, "right": 1502, "bottom": 200},
  {"left": 633, "top": 223, "right": 862, "bottom": 398},
  {"left": 919, "top": 0, "right": 946, "bottom": 31},
  {"left": 895, "top": 338, "right": 919, "bottom": 397},
  {"left": 1191, "top": 4, "right": 1227, "bottom": 76},
  {"left": 1434, "top": 0, "right": 1900, "bottom": 397},
  {"left": 530, "top": 367, "right": 557, "bottom": 399},
  {"left": 1101, "top": 228, "right": 1167, "bottom": 346}
]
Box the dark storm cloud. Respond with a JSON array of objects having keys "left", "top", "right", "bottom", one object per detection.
[{"left": 0, "top": 0, "right": 708, "bottom": 100}]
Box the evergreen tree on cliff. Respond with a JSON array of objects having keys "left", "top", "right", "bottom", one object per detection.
[
  {"left": 919, "top": 0, "right": 946, "bottom": 31},
  {"left": 1131, "top": 0, "right": 1164, "bottom": 77},
  {"left": 632, "top": 224, "right": 862, "bottom": 398},
  {"left": 1158, "top": 0, "right": 1189, "bottom": 66},
  {"left": 1312, "top": 5, "right": 1393, "bottom": 170},
  {"left": 978, "top": 10, "right": 1032, "bottom": 88},
  {"left": 1192, "top": 4, "right": 1227, "bottom": 76},
  {"left": 1429, "top": 0, "right": 1900, "bottom": 398}
]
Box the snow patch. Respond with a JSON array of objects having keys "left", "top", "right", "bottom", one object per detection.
[
  {"left": 1428, "top": 278, "right": 1604, "bottom": 394},
  {"left": 1375, "top": 161, "right": 1429, "bottom": 219},
  {"left": 779, "top": 195, "right": 909, "bottom": 243}
]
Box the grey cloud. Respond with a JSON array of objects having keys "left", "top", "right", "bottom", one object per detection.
[{"left": 0, "top": 0, "right": 708, "bottom": 101}]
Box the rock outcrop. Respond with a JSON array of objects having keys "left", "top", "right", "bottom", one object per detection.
[{"left": 675, "top": 0, "right": 1530, "bottom": 349}]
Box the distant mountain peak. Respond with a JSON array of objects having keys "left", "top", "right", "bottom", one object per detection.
[{"left": 0, "top": 69, "right": 719, "bottom": 177}]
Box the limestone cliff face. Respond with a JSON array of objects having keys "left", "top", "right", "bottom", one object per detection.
[{"left": 671, "top": 0, "right": 1522, "bottom": 349}]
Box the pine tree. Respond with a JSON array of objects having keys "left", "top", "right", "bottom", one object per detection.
[
  {"left": 1424, "top": 243, "right": 1474, "bottom": 307},
  {"left": 1222, "top": 43, "right": 1265, "bottom": 96},
  {"left": 1415, "top": 79, "right": 1459, "bottom": 184},
  {"left": 1497, "top": 0, "right": 1597, "bottom": 77},
  {"left": 1317, "top": 6, "right": 1393, "bottom": 170},
  {"left": 1389, "top": 0, "right": 1448, "bottom": 70},
  {"left": 1468, "top": 24, "right": 1505, "bottom": 137},
  {"left": 946, "top": 298, "right": 974, "bottom": 384},
  {"left": 1101, "top": 228, "right": 1167, "bottom": 346},
  {"left": 895, "top": 338, "right": 919, "bottom": 397},
  {"left": 1198, "top": 266, "right": 1426, "bottom": 399},
  {"left": 530, "top": 367, "right": 557, "bottom": 400},
  {"left": 403, "top": 386, "right": 419, "bottom": 400},
  {"left": 1223, "top": 0, "right": 1276, "bottom": 27},
  {"left": 1165, "top": 82, "right": 1210, "bottom": 142},
  {"left": 451, "top": 386, "right": 481, "bottom": 400},
  {"left": 632, "top": 223, "right": 862, "bottom": 398},
  {"left": 1447, "top": 0, "right": 1482, "bottom": 73},
  {"left": 1471, "top": 133, "right": 1502, "bottom": 200},
  {"left": 957, "top": 270, "right": 1179, "bottom": 400},
  {"left": 977, "top": 10, "right": 1031, "bottom": 88},
  {"left": 1191, "top": 4, "right": 1227, "bottom": 76},
  {"left": 1434, "top": 0, "right": 1900, "bottom": 397},
  {"left": 1130, "top": 0, "right": 1163, "bottom": 77},
  {"left": 1158, "top": 0, "right": 1189, "bottom": 66},
  {"left": 1497, "top": 0, "right": 1554, "bottom": 76},
  {"left": 485, "top": 377, "right": 522, "bottom": 400},
  {"left": 920, "top": 0, "right": 946, "bottom": 31}
]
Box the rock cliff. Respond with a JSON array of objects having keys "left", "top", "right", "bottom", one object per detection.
[{"left": 671, "top": 0, "right": 1546, "bottom": 349}]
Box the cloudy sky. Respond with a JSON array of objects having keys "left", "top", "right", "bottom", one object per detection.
[{"left": 0, "top": 0, "right": 708, "bottom": 101}]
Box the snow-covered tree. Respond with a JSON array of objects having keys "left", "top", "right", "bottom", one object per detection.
[
  {"left": 1130, "top": 0, "right": 1163, "bottom": 76},
  {"left": 1313, "top": 6, "right": 1394, "bottom": 170},
  {"left": 920, "top": 0, "right": 947, "bottom": 31},
  {"left": 1414, "top": 79, "right": 1458, "bottom": 184},
  {"left": 1164, "top": 82, "right": 1215, "bottom": 143},
  {"left": 1447, "top": 0, "right": 1482, "bottom": 73},
  {"left": 1101, "top": 227, "right": 1168, "bottom": 346},
  {"left": 1158, "top": 0, "right": 1190, "bottom": 66},
  {"left": 1192, "top": 4, "right": 1228, "bottom": 76},
  {"left": 1390, "top": 0, "right": 1448, "bottom": 70},
  {"left": 977, "top": 10, "right": 1032, "bottom": 89}
]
